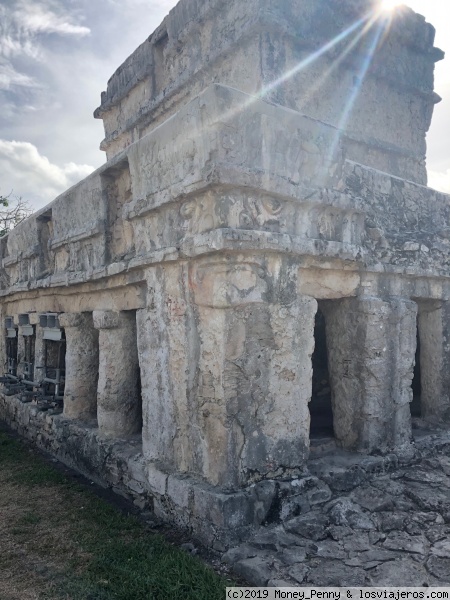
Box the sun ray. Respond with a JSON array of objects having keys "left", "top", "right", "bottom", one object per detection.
[
  {"left": 209, "top": 12, "right": 374, "bottom": 127},
  {"left": 188, "top": 6, "right": 391, "bottom": 160},
  {"left": 297, "top": 13, "right": 379, "bottom": 115},
  {"left": 255, "top": 13, "right": 372, "bottom": 103},
  {"left": 324, "top": 16, "right": 389, "bottom": 170}
]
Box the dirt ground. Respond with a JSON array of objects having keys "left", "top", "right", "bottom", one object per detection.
[
  {"left": 0, "top": 424, "right": 233, "bottom": 600},
  {"left": 0, "top": 448, "right": 99, "bottom": 600}
]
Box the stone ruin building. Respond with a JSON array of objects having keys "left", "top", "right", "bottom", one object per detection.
[{"left": 0, "top": 0, "right": 449, "bottom": 552}]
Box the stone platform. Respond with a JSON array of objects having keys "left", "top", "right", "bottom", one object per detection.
[
  {"left": 224, "top": 443, "right": 450, "bottom": 586},
  {"left": 3, "top": 391, "right": 450, "bottom": 571}
]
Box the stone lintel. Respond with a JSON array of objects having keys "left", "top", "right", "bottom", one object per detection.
[
  {"left": 28, "top": 313, "right": 40, "bottom": 326},
  {"left": 1, "top": 84, "right": 450, "bottom": 301},
  {"left": 59, "top": 312, "right": 86, "bottom": 329},
  {"left": 93, "top": 310, "right": 122, "bottom": 330}
]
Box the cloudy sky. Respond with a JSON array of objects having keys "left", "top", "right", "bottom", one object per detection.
[{"left": 0, "top": 0, "right": 449, "bottom": 210}]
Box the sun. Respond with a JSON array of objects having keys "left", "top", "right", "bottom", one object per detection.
[{"left": 380, "top": 0, "right": 404, "bottom": 11}]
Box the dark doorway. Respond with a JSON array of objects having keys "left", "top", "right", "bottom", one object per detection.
[
  {"left": 6, "top": 335, "right": 18, "bottom": 376},
  {"left": 310, "top": 307, "right": 334, "bottom": 437},
  {"left": 410, "top": 325, "right": 421, "bottom": 418},
  {"left": 22, "top": 327, "right": 35, "bottom": 381},
  {"left": 41, "top": 329, "right": 66, "bottom": 407}
]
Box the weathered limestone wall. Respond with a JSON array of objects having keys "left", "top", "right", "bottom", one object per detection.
[
  {"left": 2, "top": 85, "right": 450, "bottom": 299},
  {"left": 0, "top": 0, "right": 449, "bottom": 546},
  {"left": 94, "top": 0, "right": 443, "bottom": 185}
]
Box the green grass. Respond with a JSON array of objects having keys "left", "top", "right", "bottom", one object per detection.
[
  {"left": 0, "top": 432, "right": 67, "bottom": 486},
  {"left": 17, "top": 511, "right": 42, "bottom": 525},
  {"left": 0, "top": 430, "right": 231, "bottom": 600}
]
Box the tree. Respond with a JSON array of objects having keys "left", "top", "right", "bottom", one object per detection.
[{"left": 0, "top": 193, "right": 33, "bottom": 237}]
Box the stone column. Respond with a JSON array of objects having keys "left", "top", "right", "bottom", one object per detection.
[
  {"left": 59, "top": 312, "right": 99, "bottom": 421},
  {"left": 0, "top": 306, "right": 5, "bottom": 375},
  {"left": 29, "top": 313, "right": 45, "bottom": 382},
  {"left": 322, "top": 296, "right": 417, "bottom": 453},
  {"left": 138, "top": 258, "right": 317, "bottom": 490},
  {"left": 16, "top": 319, "right": 26, "bottom": 378},
  {"left": 93, "top": 310, "right": 141, "bottom": 437},
  {"left": 418, "top": 300, "right": 450, "bottom": 423},
  {"left": 137, "top": 264, "right": 191, "bottom": 475},
  {"left": 189, "top": 257, "right": 317, "bottom": 490}
]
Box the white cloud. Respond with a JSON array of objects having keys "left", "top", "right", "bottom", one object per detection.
[
  {"left": 0, "top": 139, "right": 95, "bottom": 209},
  {"left": 0, "top": 34, "right": 40, "bottom": 61},
  {"left": 105, "top": 0, "right": 174, "bottom": 8},
  {"left": 0, "top": 61, "right": 38, "bottom": 90},
  {"left": 17, "top": 3, "right": 90, "bottom": 38},
  {"left": 428, "top": 169, "right": 450, "bottom": 195},
  {"left": 0, "top": 1, "right": 90, "bottom": 61}
]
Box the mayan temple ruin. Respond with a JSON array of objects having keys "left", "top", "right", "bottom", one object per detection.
[{"left": 1, "top": 0, "right": 450, "bottom": 579}]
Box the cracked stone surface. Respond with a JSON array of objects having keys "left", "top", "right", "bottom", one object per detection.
[{"left": 223, "top": 456, "right": 450, "bottom": 586}]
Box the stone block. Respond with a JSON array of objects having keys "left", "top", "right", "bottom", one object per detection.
[
  {"left": 93, "top": 310, "right": 121, "bottom": 330},
  {"left": 126, "top": 456, "right": 147, "bottom": 485},
  {"left": 370, "top": 559, "right": 429, "bottom": 586},
  {"left": 126, "top": 479, "right": 145, "bottom": 495},
  {"left": 307, "top": 559, "right": 367, "bottom": 586},
  {"left": 193, "top": 485, "right": 254, "bottom": 529},
  {"left": 167, "top": 475, "right": 192, "bottom": 510},
  {"left": 145, "top": 463, "right": 168, "bottom": 496},
  {"left": 327, "top": 498, "right": 376, "bottom": 530},
  {"left": 288, "top": 565, "right": 309, "bottom": 584},
  {"left": 233, "top": 557, "right": 273, "bottom": 586},
  {"left": 284, "top": 512, "right": 329, "bottom": 541}
]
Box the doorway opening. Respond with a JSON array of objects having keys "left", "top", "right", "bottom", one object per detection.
[
  {"left": 310, "top": 306, "right": 334, "bottom": 438},
  {"left": 410, "top": 323, "right": 422, "bottom": 418},
  {"left": 38, "top": 314, "right": 66, "bottom": 410},
  {"left": 135, "top": 328, "right": 143, "bottom": 436},
  {"left": 19, "top": 314, "right": 35, "bottom": 383},
  {"left": 5, "top": 319, "right": 18, "bottom": 378}
]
